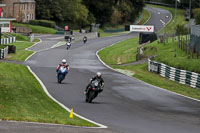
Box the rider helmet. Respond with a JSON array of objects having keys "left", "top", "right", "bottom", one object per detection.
[
  {"left": 62, "top": 59, "right": 67, "bottom": 64},
  {"left": 96, "top": 72, "right": 101, "bottom": 78}
]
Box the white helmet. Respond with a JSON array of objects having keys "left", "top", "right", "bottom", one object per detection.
[
  {"left": 62, "top": 59, "right": 67, "bottom": 64},
  {"left": 96, "top": 72, "right": 101, "bottom": 77}
]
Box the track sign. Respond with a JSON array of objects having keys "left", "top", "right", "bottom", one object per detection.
[
  {"left": 130, "top": 25, "right": 154, "bottom": 32},
  {"left": 65, "top": 26, "right": 68, "bottom": 31}
]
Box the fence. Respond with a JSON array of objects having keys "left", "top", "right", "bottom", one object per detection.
[
  {"left": 1, "top": 36, "right": 16, "bottom": 44},
  {"left": 148, "top": 59, "right": 200, "bottom": 89},
  {"left": 0, "top": 46, "right": 8, "bottom": 59}
]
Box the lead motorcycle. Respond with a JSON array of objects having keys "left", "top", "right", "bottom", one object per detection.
[
  {"left": 85, "top": 80, "right": 102, "bottom": 103},
  {"left": 57, "top": 66, "right": 68, "bottom": 83}
]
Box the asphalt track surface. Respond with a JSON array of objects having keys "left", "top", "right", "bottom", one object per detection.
[{"left": 1, "top": 7, "right": 200, "bottom": 133}]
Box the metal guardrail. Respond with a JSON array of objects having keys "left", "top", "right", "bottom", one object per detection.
[
  {"left": 0, "top": 46, "right": 8, "bottom": 59},
  {"left": 148, "top": 59, "right": 200, "bottom": 89},
  {"left": 1, "top": 37, "right": 16, "bottom": 44}
]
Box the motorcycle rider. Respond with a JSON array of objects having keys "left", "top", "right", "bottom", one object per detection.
[
  {"left": 85, "top": 72, "right": 104, "bottom": 94},
  {"left": 56, "top": 59, "right": 69, "bottom": 74},
  {"left": 66, "top": 41, "right": 71, "bottom": 49},
  {"left": 83, "top": 36, "right": 87, "bottom": 44}
]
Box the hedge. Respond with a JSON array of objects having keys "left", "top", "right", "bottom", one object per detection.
[{"left": 29, "top": 20, "right": 56, "bottom": 28}]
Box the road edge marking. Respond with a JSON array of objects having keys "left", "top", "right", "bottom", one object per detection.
[{"left": 27, "top": 66, "right": 108, "bottom": 128}]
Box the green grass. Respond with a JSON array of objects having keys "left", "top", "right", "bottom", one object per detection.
[
  {"left": 98, "top": 37, "right": 139, "bottom": 64},
  {"left": 10, "top": 33, "right": 30, "bottom": 41},
  {"left": 112, "top": 63, "right": 200, "bottom": 100},
  {"left": 144, "top": 37, "right": 200, "bottom": 73},
  {"left": 0, "top": 62, "right": 95, "bottom": 126},
  {"left": 137, "top": 9, "right": 150, "bottom": 25},
  {"left": 13, "top": 23, "right": 57, "bottom": 34},
  {"left": 147, "top": 4, "right": 187, "bottom": 34},
  {"left": 98, "top": 37, "right": 200, "bottom": 101},
  {"left": 6, "top": 39, "right": 40, "bottom": 61},
  {"left": 0, "top": 45, "right": 7, "bottom": 49}
]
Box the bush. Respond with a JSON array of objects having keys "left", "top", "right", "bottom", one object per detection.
[
  {"left": 194, "top": 13, "right": 200, "bottom": 25},
  {"left": 176, "top": 24, "right": 188, "bottom": 35},
  {"left": 29, "top": 20, "right": 56, "bottom": 28}
]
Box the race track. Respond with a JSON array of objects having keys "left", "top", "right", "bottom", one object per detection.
[{"left": 3, "top": 7, "right": 200, "bottom": 133}]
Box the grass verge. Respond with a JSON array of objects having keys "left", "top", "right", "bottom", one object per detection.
[
  {"left": 144, "top": 37, "right": 200, "bottom": 73},
  {"left": 98, "top": 36, "right": 200, "bottom": 101},
  {"left": 5, "top": 39, "right": 40, "bottom": 61},
  {"left": 111, "top": 64, "right": 200, "bottom": 100},
  {"left": 0, "top": 62, "right": 96, "bottom": 126},
  {"left": 137, "top": 9, "right": 150, "bottom": 25},
  {"left": 13, "top": 23, "right": 57, "bottom": 34},
  {"left": 98, "top": 37, "right": 139, "bottom": 65}
]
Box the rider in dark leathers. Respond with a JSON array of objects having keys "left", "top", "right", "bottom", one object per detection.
[{"left": 85, "top": 72, "right": 104, "bottom": 94}]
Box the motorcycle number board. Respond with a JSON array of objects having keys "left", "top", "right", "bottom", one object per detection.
[{"left": 130, "top": 25, "right": 154, "bottom": 32}]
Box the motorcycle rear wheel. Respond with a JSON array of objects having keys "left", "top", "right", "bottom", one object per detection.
[{"left": 88, "top": 91, "right": 95, "bottom": 103}]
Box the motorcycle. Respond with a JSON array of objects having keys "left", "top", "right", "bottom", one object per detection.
[
  {"left": 85, "top": 80, "right": 101, "bottom": 103},
  {"left": 66, "top": 42, "right": 71, "bottom": 50},
  {"left": 83, "top": 36, "right": 87, "bottom": 44},
  {"left": 57, "top": 66, "right": 68, "bottom": 83}
]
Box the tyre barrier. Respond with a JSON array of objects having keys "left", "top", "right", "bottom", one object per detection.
[
  {"left": 0, "top": 46, "right": 8, "bottom": 59},
  {"left": 148, "top": 59, "right": 200, "bottom": 89},
  {"left": 1, "top": 37, "right": 16, "bottom": 45}
]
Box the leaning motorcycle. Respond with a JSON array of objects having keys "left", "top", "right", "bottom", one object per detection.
[
  {"left": 57, "top": 66, "right": 68, "bottom": 83},
  {"left": 85, "top": 80, "right": 101, "bottom": 103},
  {"left": 66, "top": 42, "right": 71, "bottom": 50}
]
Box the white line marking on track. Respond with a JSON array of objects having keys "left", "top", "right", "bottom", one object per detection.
[{"left": 27, "top": 66, "right": 108, "bottom": 128}]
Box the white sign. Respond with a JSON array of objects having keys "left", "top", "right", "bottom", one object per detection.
[{"left": 130, "top": 25, "right": 154, "bottom": 32}]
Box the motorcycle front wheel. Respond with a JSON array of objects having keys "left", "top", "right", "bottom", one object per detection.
[{"left": 58, "top": 74, "right": 62, "bottom": 83}]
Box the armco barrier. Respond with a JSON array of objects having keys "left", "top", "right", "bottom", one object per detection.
[
  {"left": 1, "top": 36, "right": 16, "bottom": 45},
  {"left": 148, "top": 59, "right": 200, "bottom": 89},
  {"left": 0, "top": 46, "right": 8, "bottom": 59}
]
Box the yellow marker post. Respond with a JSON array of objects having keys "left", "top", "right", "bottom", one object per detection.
[{"left": 69, "top": 108, "right": 73, "bottom": 119}]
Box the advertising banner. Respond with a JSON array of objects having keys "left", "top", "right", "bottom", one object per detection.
[{"left": 130, "top": 25, "right": 154, "bottom": 32}]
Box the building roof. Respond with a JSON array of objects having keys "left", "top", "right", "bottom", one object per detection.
[
  {"left": 19, "top": 0, "right": 36, "bottom": 3},
  {"left": 0, "top": 4, "right": 6, "bottom": 7},
  {"left": 0, "top": 18, "right": 16, "bottom": 21}
]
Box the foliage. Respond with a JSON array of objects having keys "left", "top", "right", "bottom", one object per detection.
[
  {"left": 193, "top": 8, "right": 200, "bottom": 24},
  {"left": 83, "top": 0, "right": 145, "bottom": 27},
  {"left": 176, "top": 24, "right": 188, "bottom": 35},
  {"left": 35, "top": 0, "right": 89, "bottom": 27},
  {"left": 29, "top": 20, "right": 56, "bottom": 28}
]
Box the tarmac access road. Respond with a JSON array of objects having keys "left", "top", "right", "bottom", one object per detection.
[{"left": 1, "top": 7, "right": 200, "bottom": 133}]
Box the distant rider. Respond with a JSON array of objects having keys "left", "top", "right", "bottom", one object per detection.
[
  {"left": 56, "top": 59, "right": 69, "bottom": 73},
  {"left": 83, "top": 36, "right": 87, "bottom": 44},
  {"left": 85, "top": 72, "right": 104, "bottom": 94}
]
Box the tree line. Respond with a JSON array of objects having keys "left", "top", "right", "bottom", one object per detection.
[
  {"left": 146, "top": 0, "right": 200, "bottom": 8},
  {"left": 35, "top": 0, "right": 145, "bottom": 28}
]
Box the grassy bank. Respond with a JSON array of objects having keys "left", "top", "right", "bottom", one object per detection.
[
  {"left": 0, "top": 62, "right": 95, "bottom": 126},
  {"left": 137, "top": 9, "right": 150, "bottom": 25},
  {"left": 6, "top": 39, "right": 40, "bottom": 61},
  {"left": 147, "top": 4, "right": 187, "bottom": 34},
  {"left": 112, "top": 64, "right": 200, "bottom": 100},
  {"left": 98, "top": 37, "right": 138, "bottom": 64},
  {"left": 13, "top": 23, "right": 57, "bottom": 34},
  {"left": 98, "top": 34, "right": 200, "bottom": 100},
  {"left": 144, "top": 38, "right": 200, "bottom": 73}
]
